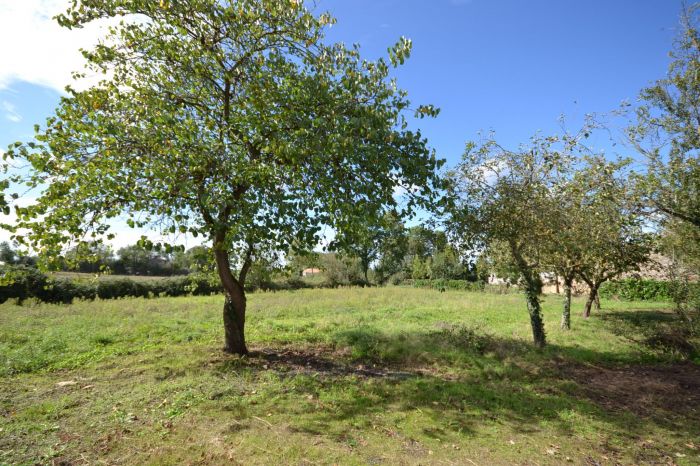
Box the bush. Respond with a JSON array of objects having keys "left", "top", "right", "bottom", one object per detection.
[
  {"left": 0, "top": 266, "right": 225, "bottom": 305},
  {"left": 284, "top": 277, "right": 311, "bottom": 290},
  {"left": 0, "top": 265, "right": 50, "bottom": 304},
  {"left": 599, "top": 279, "right": 675, "bottom": 301},
  {"left": 0, "top": 265, "right": 371, "bottom": 305}
]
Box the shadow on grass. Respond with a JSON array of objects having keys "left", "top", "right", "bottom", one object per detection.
[
  {"left": 213, "top": 323, "right": 700, "bottom": 444},
  {"left": 600, "top": 308, "right": 699, "bottom": 360},
  {"left": 599, "top": 307, "right": 678, "bottom": 328}
]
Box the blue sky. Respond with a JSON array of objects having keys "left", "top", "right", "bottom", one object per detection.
[
  {"left": 0, "top": 0, "right": 686, "bottom": 247},
  {"left": 320, "top": 0, "right": 682, "bottom": 161}
]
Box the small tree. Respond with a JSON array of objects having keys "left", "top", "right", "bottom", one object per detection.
[
  {"left": 446, "top": 133, "right": 576, "bottom": 347},
  {"left": 374, "top": 214, "right": 408, "bottom": 283},
  {"left": 430, "top": 244, "right": 466, "bottom": 280},
  {"left": 64, "top": 242, "right": 115, "bottom": 274},
  {"left": 576, "top": 158, "right": 653, "bottom": 318},
  {"left": 542, "top": 156, "right": 615, "bottom": 329},
  {"left": 0, "top": 241, "right": 17, "bottom": 265},
  {"left": 1, "top": 0, "right": 441, "bottom": 354},
  {"left": 333, "top": 210, "right": 405, "bottom": 283}
]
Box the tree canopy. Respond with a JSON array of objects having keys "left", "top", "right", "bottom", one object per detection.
[
  {"left": 446, "top": 132, "right": 577, "bottom": 347},
  {"left": 1, "top": 0, "right": 442, "bottom": 354},
  {"left": 628, "top": 5, "right": 700, "bottom": 229}
]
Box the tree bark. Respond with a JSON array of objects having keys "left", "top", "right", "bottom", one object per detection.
[
  {"left": 223, "top": 293, "right": 247, "bottom": 355},
  {"left": 594, "top": 291, "right": 601, "bottom": 311},
  {"left": 525, "top": 281, "right": 547, "bottom": 347},
  {"left": 214, "top": 244, "right": 248, "bottom": 355},
  {"left": 583, "top": 284, "right": 599, "bottom": 319},
  {"left": 561, "top": 278, "right": 572, "bottom": 330},
  {"left": 510, "top": 243, "right": 546, "bottom": 347}
]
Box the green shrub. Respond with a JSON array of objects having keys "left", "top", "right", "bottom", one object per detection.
[
  {"left": 599, "top": 279, "right": 675, "bottom": 301},
  {"left": 0, "top": 265, "right": 50, "bottom": 304},
  {"left": 0, "top": 266, "right": 226, "bottom": 304}
]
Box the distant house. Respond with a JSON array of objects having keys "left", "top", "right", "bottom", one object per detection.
[{"left": 302, "top": 268, "right": 321, "bottom": 277}]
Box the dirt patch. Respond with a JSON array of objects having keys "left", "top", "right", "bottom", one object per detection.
[
  {"left": 247, "top": 349, "right": 417, "bottom": 380},
  {"left": 560, "top": 362, "right": 700, "bottom": 417}
]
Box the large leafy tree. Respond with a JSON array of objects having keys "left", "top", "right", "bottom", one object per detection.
[
  {"left": 628, "top": 5, "right": 700, "bottom": 229},
  {"left": 1, "top": 0, "right": 441, "bottom": 354},
  {"left": 446, "top": 133, "right": 576, "bottom": 347}
]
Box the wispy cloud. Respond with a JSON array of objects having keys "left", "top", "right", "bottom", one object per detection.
[
  {"left": 2, "top": 101, "right": 21, "bottom": 122},
  {"left": 0, "top": 0, "right": 119, "bottom": 92}
]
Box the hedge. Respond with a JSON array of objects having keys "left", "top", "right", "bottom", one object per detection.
[
  {"left": 0, "top": 265, "right": 224, "bottom": 305},
  {"left": 599, "top": 279, "right": 673, "bottom": 301},
  {"left": 0, "top": 265, "right": 340, "bottom": 305}
]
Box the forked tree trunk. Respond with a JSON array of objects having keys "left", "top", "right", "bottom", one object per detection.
[
  {"left": 583, "top": 284, "right": 599, "bottom": 319},
  {"left": 561, "top": 277, "right": 573, "bottom": 330},
  {"left": 525, "top": 281, "right": 547, "bottom": 348},
  {"left": 214, "top": 244, "right": 249, "bottom": 355}
]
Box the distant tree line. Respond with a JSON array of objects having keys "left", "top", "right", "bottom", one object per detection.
[{"left": 0, "top": 241, "right": 213, "bottom": 277}]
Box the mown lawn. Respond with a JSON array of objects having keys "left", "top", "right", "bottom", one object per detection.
[{"left": 0, "top": 288, "right": 698, "bottom": 465}]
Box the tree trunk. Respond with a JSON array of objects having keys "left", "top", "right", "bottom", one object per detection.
[
  {"left": 594, "top": 291, "right": 601, "bottom": 311},
  {"left": 561, "top": 278, "right": 572, "bottom": 330},
  {"left": 510, "top": 244, "right": 546, "bottom": 347},
  {"left": 555, "top": 273, "right": 560, "bottom": 294},
  {"left": 223, "top": 293, "right": 247, "bottom": 355},
  {"left": 583, "top": 284, "right": 599, "bottom": 318},
  {"left": 214, "top": 244, "right": 249, "bottom": 355},
  {"left": 525, "top": 280, "right": 547, "bottom": 347}
]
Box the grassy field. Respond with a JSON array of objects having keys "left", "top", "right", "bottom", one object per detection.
[{"left": 1, "top": 288, "right": 698, "bottom": 465}]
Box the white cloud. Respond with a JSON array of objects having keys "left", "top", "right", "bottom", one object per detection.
[
  {"left": 0, "top": 0, "right": 115, "bottom": 92},
  {"left": 2, "top": 101, "right": 22, "bottom": 122}
]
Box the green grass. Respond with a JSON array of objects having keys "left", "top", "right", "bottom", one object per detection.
[{"left": 1, "top": 288, "right": 698, "bottom": 465}]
